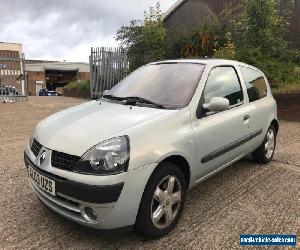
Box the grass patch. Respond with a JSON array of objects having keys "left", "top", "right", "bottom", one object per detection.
[
  {"left": 64, "top": 80, "right": 90, "bottom": 98},
  {"left": 65, "top": 80, "right": 90, "bottom": 91}
]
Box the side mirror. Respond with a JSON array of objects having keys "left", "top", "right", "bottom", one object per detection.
[{"left": 203, "top": 97, "right": 230, "bottom": 112}]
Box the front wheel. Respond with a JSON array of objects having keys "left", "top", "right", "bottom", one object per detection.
[
  {"left": 252, "top": 124, "right": 276, "bottom": 164},
  {"left": 135, "top": 162, "right": 187, "bottom": 238}
]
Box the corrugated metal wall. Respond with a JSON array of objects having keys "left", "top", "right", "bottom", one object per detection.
[
  {"left": 289, "top": 0, "right": 300, "bottom": 47},
  {"left": 164, "top": 0, "right": 300, "bottom": 48}
]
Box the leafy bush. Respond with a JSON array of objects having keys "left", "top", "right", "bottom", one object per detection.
[
  {"left": 166, "top": 6, "right": 239, "bottom": 59},
  {"left": 235, "top": 0, "right": 291, "bottom": 55},
  {"left": 64, "top": 80, "right": 90, "bottom": 98},
  {"left": 213, "top": 33, "right": 236, "bottom": 60},
  {"left": 180, "top": 22, "right": 222, "bottom": 58},
  {"left": 174, "top": 0, "right": 300, "bottom": 89},
  {"left": 277, "top": 49, "right": 300, "bottom": 65},
  {"left": 236, "top": 47, "right": 300, "bottom": 87}
]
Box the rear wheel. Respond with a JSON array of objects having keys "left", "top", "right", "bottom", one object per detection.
[
  {"left": 135, "top": 162, "right": 187, "bottom": 238},
  {"left": 252, "top": 124, "right": 276, "bottom": 164}
]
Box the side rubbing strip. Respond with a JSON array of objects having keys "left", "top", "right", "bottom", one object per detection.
[{"left": 201, "top": 129, "right": 263, "bottom": 163}]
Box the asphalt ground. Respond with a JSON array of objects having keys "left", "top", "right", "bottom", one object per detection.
[{"left": 0, "top": 96, "right": 299, "bottom": 250}]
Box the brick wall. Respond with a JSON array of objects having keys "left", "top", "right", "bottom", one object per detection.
[
  {"left": 77, "top": 72, "right": 90, "bottom": 81},
  {"left": 27, "top": 71, "right": 46, "bottom": 96},
  {"left": 0, "top": 50, "right": 22, "bottom": 91}
]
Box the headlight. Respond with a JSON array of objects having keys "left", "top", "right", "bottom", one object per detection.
[{"left": 74, "top": 136, "right": 130, "bottom": 175}]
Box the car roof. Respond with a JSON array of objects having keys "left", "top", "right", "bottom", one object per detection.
[{"left": 150, "top": 59, "right": 261, "bottom": 72}]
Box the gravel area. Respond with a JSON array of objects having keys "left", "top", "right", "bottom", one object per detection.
[{"left": 0, "top": 96, "right": 299, "bottom": 250}]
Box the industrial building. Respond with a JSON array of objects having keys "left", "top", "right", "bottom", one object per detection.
[
  {"left": 26, "top": 61, "right": 90, "bottom": 96},
  {"left": 0, "top": 42, "right": 90, "bottom": 96},
  {"left": 0, "top": 42, "right": 26, "bottom": 95},
  {"left": 163, "top": 0, "right": 300, "bottom": 48}
]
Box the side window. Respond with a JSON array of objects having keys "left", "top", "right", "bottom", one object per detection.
[
  {"left": 239, "top": 66, "right": 268, "bottom": 102},
  {"left": 204, "top": 66, "right": 243, "bottom": 106}
]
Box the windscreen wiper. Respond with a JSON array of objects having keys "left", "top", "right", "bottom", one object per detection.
[
  {"left": 102, "top": 94, "right": 126, "bottom": 101},
  {"left": 103, "top": 95, "right": 167, "bottom": 109},
  {"left": 124, "top": 96, "right": 166, "bottom": 109}
]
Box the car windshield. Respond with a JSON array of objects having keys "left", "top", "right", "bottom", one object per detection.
[{"left": 105, "top": 63, "right": 205, "bottom": 108}]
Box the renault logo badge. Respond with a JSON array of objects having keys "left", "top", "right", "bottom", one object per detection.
[{"left": 38, "top": 150, "right": 46, "bottom": 166}]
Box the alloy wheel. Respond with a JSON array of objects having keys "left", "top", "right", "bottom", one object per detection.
[
  {"left": 265, "top": 129, "right": 275, "bottom": 159},
  {"left": 151, "top": 175, "right": 182, "bottom": 229}
]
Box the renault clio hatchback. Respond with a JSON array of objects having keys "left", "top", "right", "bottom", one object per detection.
[{"left": 24, "top": 59, "right": 278, "bottom": 238}]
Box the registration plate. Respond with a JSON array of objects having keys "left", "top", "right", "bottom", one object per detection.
[{"left": 28, "top": 166, "right": 56, "bottom": 196}]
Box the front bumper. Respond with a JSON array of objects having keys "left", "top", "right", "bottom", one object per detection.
[
  {"left": 24, "top": 147, "right": 157, "bottom": 229},
  {"left": 25, "top": 154, "right": 124, "bottom": 204}
]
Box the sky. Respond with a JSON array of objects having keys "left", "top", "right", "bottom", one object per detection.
[{"left": 0, "top": 0, "right": 176, "bottom": 62}]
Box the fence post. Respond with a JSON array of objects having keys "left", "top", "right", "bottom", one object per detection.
[{"left": 89, "top": 47, "right": 93, "bottom": 98}]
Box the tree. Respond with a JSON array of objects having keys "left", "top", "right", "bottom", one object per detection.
[
  {"left": 237, "top": 0, "right": 293, "bottom": 55},
  {"left": 115, "top": 2, "right": 166, "bottom": 70},
  {"left": 166, "top": 2, "right": 242, "bottom": 59}
]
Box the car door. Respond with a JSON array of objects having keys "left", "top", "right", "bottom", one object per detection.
[
  {"left": 238, "top": 66, "right": 274, "bottom": 151},
  {"left": 192, "top": 66, "right": 250, "bottom": 181}
]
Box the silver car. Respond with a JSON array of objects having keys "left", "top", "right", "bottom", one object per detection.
[{"left": 24, "top": 59, "right": 278, "bottom": 238}]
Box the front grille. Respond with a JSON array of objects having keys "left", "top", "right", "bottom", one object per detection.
[
  {"left": 24, "top": 153, "right": 67, "bottom": 182},
  {"left": 51, "top": 151, "right": 80, "bottom": 171},
  {"left": 31, "top": 138, "right": 42, "bottom": 156}
]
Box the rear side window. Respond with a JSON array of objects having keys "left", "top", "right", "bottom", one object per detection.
[
  {"left": 239, "top": 66, "right": 268, "bottom": 102},
  {"left": 203, "top": 66, "right": 243, "bottom": 106}
]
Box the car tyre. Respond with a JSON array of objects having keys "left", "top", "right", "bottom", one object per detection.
[
  {"left": 252, "top": 124, "right": 276, "bottom": 164},
  {"left": 135, "top": 162, "right": 187, "bottom": 239}
]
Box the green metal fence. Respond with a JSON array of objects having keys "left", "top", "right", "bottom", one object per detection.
[{"left": 90, "top": 47, "right": 153, "bottom": 98}]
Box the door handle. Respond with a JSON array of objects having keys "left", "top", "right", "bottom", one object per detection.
[{"left": 244, "top": 115, "right": 250, "bottom": 121}]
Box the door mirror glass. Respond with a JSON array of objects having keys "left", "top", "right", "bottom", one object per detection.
[
  {"left": 203, "top": 97, "right": 230, "bottom": 112},
  {"left": 103, "top": 90, "right": 109, "bottom": 96}
]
